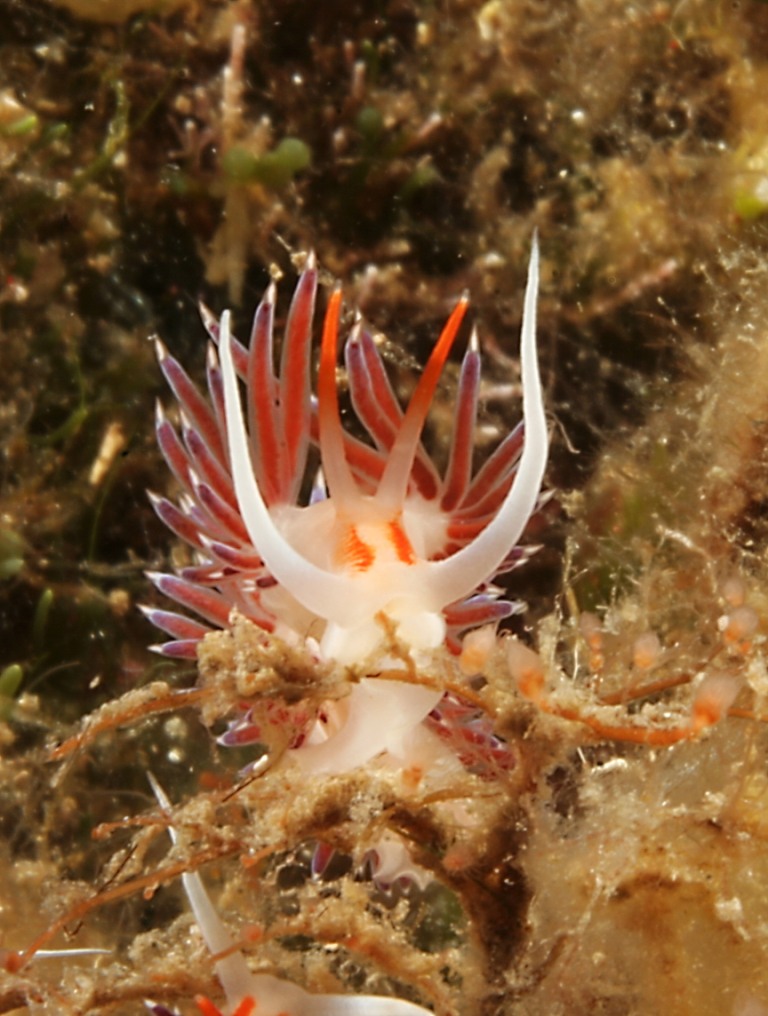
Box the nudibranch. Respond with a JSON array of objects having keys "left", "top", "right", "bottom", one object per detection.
[
  {"left": 146, "top": 775, "right": 436, "bottom": 1016},
  {"left": 146, "top": 237, "right": 546, "bottom": 672}
]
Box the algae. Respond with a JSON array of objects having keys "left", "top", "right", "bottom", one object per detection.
[{"left": 2, "top": 0, "right": 768, "bottom": 1013}]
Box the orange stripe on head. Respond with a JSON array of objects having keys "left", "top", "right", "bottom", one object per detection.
[
  {"left": 388, "top": 518, "right": 416, "bottom": 565},
  {"left": 195, "top": 996, "right": 225, "bottom": 1016},
  {"left": 232, "top": 998, "right": 257, "bottom": 1016},
  {"left": 338, "top": 524, "right": 376, "bottom": 571}
]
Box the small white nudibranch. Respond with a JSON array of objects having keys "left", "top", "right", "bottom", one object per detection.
[{"left": 147, "top": 775, "right": 437, "bottom": 1016}]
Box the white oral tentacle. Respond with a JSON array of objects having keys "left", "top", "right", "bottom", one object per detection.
[
  {"left": 219, "top": 310, "right": 364, "bottom": 629},
  {"left": 424, "top": 233, "right": 547, "bottom": 609},
  {"left": 148, "top": 773, "right": 258, "bottom": 1008}
]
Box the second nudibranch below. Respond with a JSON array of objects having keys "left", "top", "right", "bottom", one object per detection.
[
  {"left": 146, "top": 775, "right": 437, "bottom": 1016},
  {"left": 147, "top": 237, "right": 547, "bottom": 670}
]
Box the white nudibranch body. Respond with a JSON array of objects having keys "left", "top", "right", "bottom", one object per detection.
[{"left": 146, "top": 237, "right": 547, "bottom": 672}]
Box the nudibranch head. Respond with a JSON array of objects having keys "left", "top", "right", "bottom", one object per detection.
[{"left": 146, "top": 238, "right": 546, "bottom": 665}]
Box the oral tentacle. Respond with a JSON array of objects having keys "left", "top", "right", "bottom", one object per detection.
[
  {"left": 148, "top": 774, "right": 271, "bottom": 1014},
  {"left": 219, "top": 308, "right": 362, "bottom": 628},
  {"left": 424, "top": 233, "right": 546, "bottom": 609}
]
